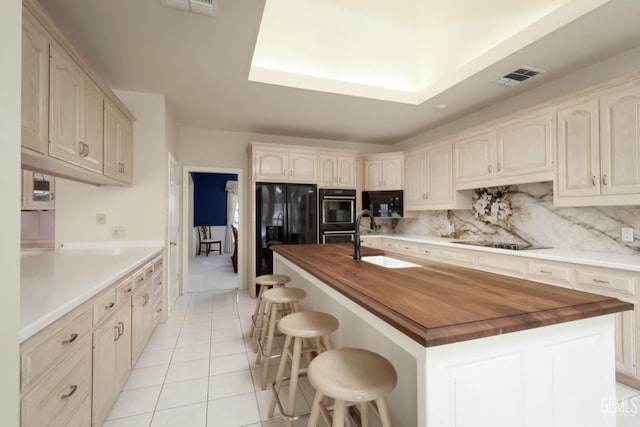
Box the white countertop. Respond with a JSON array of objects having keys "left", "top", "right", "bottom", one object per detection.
[
  {"left": 20, "top": 245, "right": 163, "bottom": 342},
  {"left": 362, "top": 233, "right": 640, "bottom": 272}
]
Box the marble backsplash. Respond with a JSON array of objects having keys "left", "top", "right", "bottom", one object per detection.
[{"left": 395, "top": 181, "right": 640, "bottom": 255}]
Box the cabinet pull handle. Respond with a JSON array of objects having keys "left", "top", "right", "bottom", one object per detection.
[
  {"left": 84, "top": 144, "right": 90, "bottom": 156},
  {"left": 424, "top": 250, "right": 431, "bottom": 254},
  {"left": 156, "top": 308, "right": 162, "bottom": 313},
  {"left": 143, "top": 293, "right": 149, "bottom": 306},
  {"left": 125, "top": 287, "right": 132, "bottom": 293},
  {"left": 592, "top": 176, "right": 597, "bottom": 187},
  {"left": 602, "top": 174, "right": 608, "bottom": 186},
  {"left": 105, "top": 301, "right": 115, "bottom": 309},
  {"left": 114, "top": 325, "right": 121, "bottom": 340},
  {"left": 60, "top": 385, "right": 78, "bottom": 400},
  {"left": 78, "top": 142, "right": 85, "bottom": 156},
  {"left": 593, "top": 278, "right": 610, "bottom": 285},
  {"left": 487, "top": 164, "right": 492, "bottom": 173},
  {"left": 497, "top": 162, "right": 501, "bottom": 172},
  {"left": 62, "top": 333, "right": 78, "bottom": 345},
  {"left": 118, "top": 321, "right": 125, "bottom": 335},
  {"left": 539, "top": 270, "right": 553, "bottom": 274}
]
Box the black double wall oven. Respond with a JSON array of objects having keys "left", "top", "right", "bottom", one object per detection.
[{"left": 319, "top": 188, "right": 357, "bottom": 244}]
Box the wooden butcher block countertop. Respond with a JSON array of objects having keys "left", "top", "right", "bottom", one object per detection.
[{"left": 272, "top": 244, "right": 633, "bottom": 347}]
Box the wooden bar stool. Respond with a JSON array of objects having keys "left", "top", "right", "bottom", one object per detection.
[
  {"left": 250, "top": 274, "right": 291, "bottom": 352},
  {"left": 307, "top": 348, "right": 397, "bottom": 427},
  {"left": 256, "top": 287, "right": 307, "bottom": 390},
  {"left": 268, "top": 311, "right": 339, "bottom": 426}
]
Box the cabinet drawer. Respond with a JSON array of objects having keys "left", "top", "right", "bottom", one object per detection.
[
  {"left": 131, "top": 268, "right": 146, "bottom": 292},
  {"left": 477, "top": 253, "right": 526, "bottom": 278},
  {"left": 361, "top": 237, "right": 382, "bottom": 249},
  {"left": 528, "top": 261, "right": 573, "bottom": 288},
  {"left": 417, "top": 244, "right": 441, "bottom": 261},
  {"left": 93, "top": 288, "right": 118, "bottom": 326},
  {"left": 382, "top": 239, "right": 401, "bottom": 252},
  {"left": 21, "top": 338, "right": 92, "bottom": 427},
  {"left": 397, "top": 241, "right": 418, "bottom": 255},
  {"left": 116, "top": 276, "right": 134, "bottom": 305},
  {"left": 21, "top": 305, "right": 92, "bottom": 392},
  {"left": 575, "top": 268, "right": 635, "bottom": 298},
  {"left": 143, "top": 263, "right": 154, "bottom": 282},
  {"left": 152, "top": 255, "right": 163, "bottom": 273},
  {"left": 152, "top": 297, "right": 163, "bottom": 326},
  {"left": 441, "top": 249, "right": 476, "bottom": 267},
  {"left": 63, "top": 395, "right": 91, "bottom": 427}
]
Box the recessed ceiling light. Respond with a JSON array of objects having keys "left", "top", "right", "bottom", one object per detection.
[{"left": 436, "top": 104, "right": 447, "bottom": 110}]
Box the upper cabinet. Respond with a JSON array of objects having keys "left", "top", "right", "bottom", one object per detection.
[
  {"left": 454, "top": 112, "right": 554, "bottom": 189},
  {"left": 405, "top": 141, "right": 471, "bottom": 211},
  {"left": 363, "top": 153, "right": 403, "bottom": 191},
  {"left": 21, "top": 9, "right": 49, "bottom": 154},
  {"left": 555, "top": 80, "right": 640, "bottom": 206},
  {"left": 104, "top": 101, "right": 133, "bottom": 184},
  {"left": 318, "top": 152, "right": 356, "bottom": 188},
  {"left": 252, "top": 144, "right": 317, "bottom": 183},
  {"left": 21, "top": 0, "right": 134, "bottom": 186}
]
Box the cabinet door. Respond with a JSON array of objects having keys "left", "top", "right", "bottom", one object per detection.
[
  {"left": 79, "top": 80, "right": 104, "bottom": 173},
  {"left": 556, "top": 99, "right": 601, "bottom": 198},
  {"left": 381, "top": 158, "right": 403, "bottom": 190},
  {"left": 497, "top": 112, "right": 554, "bottom": 177},
  {"left": 131, "top": 287, "right": 147, "bottom": 364},
  {"left": 288, "top": 151, "right": 317, "bottom": 183},
  {"left": 454, "top": 130, "right": 495, "bottom": 185},
  {"left": 600, "top": 84, "right": 640, "bottom": 195},
  {"left": 364, "top": 160, "right": 383, "bottom": 190},
  {"left": 92, "top": 318, "right": 118, "bottom": 427},
  {"left": 254, "top": 148, "right": 287, "bottom": 181},
  {"left": 115, "top": 303, "right": 132, "bottom": 391},
  {"left": 337, "top": 156, "right": 356, "bottom": 188},
  {"left": 104, "top": 101, "right": 133, "bottom": 184},
  {"left": 425, "top": 144, "right": 453, "bottom": 206},
  {"left": 318, "top": 155, "right": 337, "bottom": 187},
  {"left": 49, "top": 43, "right": 84, "bottom": 166},
  {"left": 404, "top": 151, "right": 426, "bottom": 209},
  {"left": 614, "top": 309, "right": 636, "bottom": 377},
  {"left": 21, "top": 9, "right": 49, "bottom": 154},
  {"left": 22, "top": 170, "right": 55, "bottom": 210}
]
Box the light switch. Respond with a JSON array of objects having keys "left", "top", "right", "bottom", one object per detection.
[
  {"left": 96, "top": 213, "right": 106, "bottom": 224},
  {"left": 112, "top": 226, "right": 125, "bottom": 239}
]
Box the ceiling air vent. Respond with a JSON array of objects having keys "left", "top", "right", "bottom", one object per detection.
[
  {"left": 494, "top": 66, "right": 545, "bottom": 87},
  {"left": 161, "top": 0, "right": 217, "bottom": 17}
]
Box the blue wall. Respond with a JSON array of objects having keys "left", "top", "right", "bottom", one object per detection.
[{"left": 191, "top": 173, "right": 238, "bottom": 226}]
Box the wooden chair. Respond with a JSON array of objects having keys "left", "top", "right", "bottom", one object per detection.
[
  {"left": 231, "top": 224, "right": 238, "bottom": 273},
  {"left": 197, "top": 225, "right": 222, "bottom": 256}
]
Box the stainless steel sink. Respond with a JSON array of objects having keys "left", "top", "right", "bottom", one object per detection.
[{"left": 361, "top": 255, "right": 420, "bottom": 269}]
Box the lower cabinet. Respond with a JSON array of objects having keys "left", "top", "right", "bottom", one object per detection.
[{"left": 20, "top": 252, "right": 164, "bottom": 427}]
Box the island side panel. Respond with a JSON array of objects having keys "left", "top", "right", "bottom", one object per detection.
[{"left": 274, "top": 254, "right": 425, "bottom": 427}]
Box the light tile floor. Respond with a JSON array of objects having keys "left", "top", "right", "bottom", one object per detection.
[
  {"left": 188, "top": 254, "right": 238, "bottom": 293},
  {"left": 106, "top": 289, "right": 640, "bottom": 427}
]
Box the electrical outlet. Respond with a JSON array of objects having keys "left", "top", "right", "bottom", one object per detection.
[
  {"left": 621, "top": 227, "right": 634, "bottom": 242},
  {"left": 96, "top": 213, "right": 106, "bottom": 224},
  {"left": 112, "top": 226, "right": 125, "bottom": 239}
]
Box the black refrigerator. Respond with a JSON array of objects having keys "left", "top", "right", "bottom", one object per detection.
[{"left": 256, "top": 183, "right": 318, "bottom": 278}]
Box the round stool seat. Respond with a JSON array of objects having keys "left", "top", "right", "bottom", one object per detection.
[
  {"left": 308, "top": 348, "right": 397, "bottom": 403},
  {"left": 262, "top": 287, "right": 306, "bottom": 304},
  {"left": 278, "top": 311, "right": 339, "bottom": 338},
  {"left": 256, "top": 274, "right": 291, "bottom": 287}
]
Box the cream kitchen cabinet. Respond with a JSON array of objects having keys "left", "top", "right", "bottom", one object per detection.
[
  {"left": 405, "top": 141, "right": 471, "bottom": 211},
  {"left": 253, "top": 145, "right": 317, "bottom": 183},
  {"left": 21, "top": 7, "right": 49, "bottom": 154},
  {"left": 555, "top": 80, "right": 640, "bottom": 206},
  {"left": 21, "top": 170, "right": 55, "bottom": 210},
  {"left": 363, "top": 153, "right": 403, "bottom": 191},
  {"left": 104, "top": 100, "right": 133, "bottom": 184},
  {"left": 132, "top": 268, "right": 155, "bottom": 364},
  {"left": 454, "top": 112, "right": 554, "bottom": 189},
  {"left": 21, "top": 0, "right": 134, "bottom": 187},
  {"left": 318, "top": 152, "right": 356, "bottom": 188}
]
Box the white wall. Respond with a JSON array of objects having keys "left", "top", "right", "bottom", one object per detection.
[
  {"left": 55, "top": 91, "right": 169, "bottom": 243},
  {"left": 1, "top": 0, "right": 22, "bottom": 424},
  {"left": 395, "top": 45, "right": 640, "bottom": 150}
]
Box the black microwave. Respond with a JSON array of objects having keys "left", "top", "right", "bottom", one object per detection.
[{"left": 362, "top": 190, "right": 403, "bottom": 218}]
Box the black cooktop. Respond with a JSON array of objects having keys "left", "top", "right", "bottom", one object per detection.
[{"left": 452, "top": 241, "right": 553, "bottom": 250}]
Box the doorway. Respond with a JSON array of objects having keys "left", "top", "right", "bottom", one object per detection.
[{"left": 182, "top": 166, "right": 242, "bottom": 294}]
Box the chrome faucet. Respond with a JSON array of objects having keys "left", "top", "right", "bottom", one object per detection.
[{"left": 353, "top": 209, "right": 377, "bottom": 261}]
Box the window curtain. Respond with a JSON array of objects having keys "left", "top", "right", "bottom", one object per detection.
[{"left": 224, "top": 180, "right": 238, "bottom": 253}]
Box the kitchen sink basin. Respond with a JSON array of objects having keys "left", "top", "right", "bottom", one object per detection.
[{"left": 360, "top": 255, "right": 420, "bottom": 269}]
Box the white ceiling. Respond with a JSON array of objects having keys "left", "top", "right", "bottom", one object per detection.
[{"left": 39, "top": 0, "right": 640, "bottom": 144}]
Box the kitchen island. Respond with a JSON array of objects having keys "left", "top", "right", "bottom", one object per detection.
[{"left": 273, "top": 244, "right": 632, "bottom": 427}]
